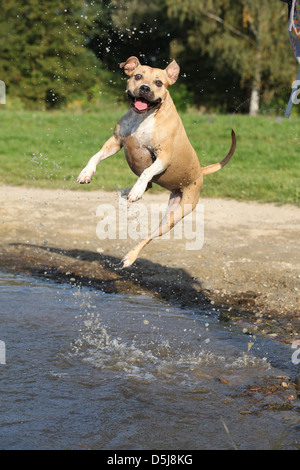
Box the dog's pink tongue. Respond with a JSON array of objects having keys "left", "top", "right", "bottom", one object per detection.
[{"left": 135, "top": 100, "right": 148, "bottom": 111}]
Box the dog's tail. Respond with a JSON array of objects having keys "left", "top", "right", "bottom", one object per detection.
[{"left": 201, "top": 129, "right": 236, "bottom": 176}]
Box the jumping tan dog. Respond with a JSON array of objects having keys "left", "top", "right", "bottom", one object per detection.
[{"left": 77, "top": 56, "right": 236, "bottom": 268}]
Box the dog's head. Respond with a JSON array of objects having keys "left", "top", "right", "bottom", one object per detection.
[{"left": 120, "top": 56, "right": 180, "bottom": 114}]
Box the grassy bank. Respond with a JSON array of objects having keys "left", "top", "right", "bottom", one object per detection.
[{"left": 0, "top": 108, "right": 299, "bottom": 206}]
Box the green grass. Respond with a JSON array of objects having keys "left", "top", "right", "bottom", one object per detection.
[{"left": 0, "top": 108, "right": 299, "bottom": 206}]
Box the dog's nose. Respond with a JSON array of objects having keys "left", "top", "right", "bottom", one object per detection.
[{"left": 140, "top": 84, "right": 150, "bottom": 94}]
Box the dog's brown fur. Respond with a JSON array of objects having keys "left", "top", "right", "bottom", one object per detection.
[{"left": 77, "top": 56, "right": 236, "bottom": 267}]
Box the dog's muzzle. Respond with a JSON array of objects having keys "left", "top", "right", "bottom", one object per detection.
[{"left": 127, "top": 90, "right": 162, "bottom": 114}]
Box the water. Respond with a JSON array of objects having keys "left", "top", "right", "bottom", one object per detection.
[{"left": 0, "top": 271, "right": 299, "bottom": 450}]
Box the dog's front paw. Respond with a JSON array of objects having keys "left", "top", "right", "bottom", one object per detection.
[
  {"left": 127, "top": 180, "right": 147, "bottom": 202},
  {"left": 77, "top": 166, "right": 96, "bottom": 184}
]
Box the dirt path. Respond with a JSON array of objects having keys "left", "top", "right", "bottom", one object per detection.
[{"left": 0, "top": 184, "right": 299, "bottom": 343}]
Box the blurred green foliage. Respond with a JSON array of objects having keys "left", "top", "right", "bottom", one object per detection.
[{"left": 0, "top": 0, "right": 298, "bottom": 114}]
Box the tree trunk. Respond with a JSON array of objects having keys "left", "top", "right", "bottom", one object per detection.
[
  {"left": 249, "top": 83, "right": 260, "bottom": 116},
  {"left": 249, "top": 36, "right": 262, "bottom": 116}
]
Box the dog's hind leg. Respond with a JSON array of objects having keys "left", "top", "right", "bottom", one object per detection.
[{"left": 122, "top": 176, "right": 203, "bottom": 268}]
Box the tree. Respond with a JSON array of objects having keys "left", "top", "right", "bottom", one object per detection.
[
  {"left": 87, "top": 0, "right": 216, "bottom": 110},
  {"left": 0, "top": 0, "right": 100, "bottom": 108},
  {"left": 87, "top": 0, "right": 175, "bottom": 69},
  {"left": 166, "top": 0, "right": 296, "bottom": 115}
]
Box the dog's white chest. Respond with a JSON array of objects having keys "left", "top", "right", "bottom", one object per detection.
[{"left": 119, "top": 111, "right": 156, "bottom": 146}]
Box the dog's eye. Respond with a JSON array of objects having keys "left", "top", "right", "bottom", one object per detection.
[
  {"left": 134, "top": 74, "right": 142, "bottom": 81},
  {"left": 155, "top": 80, "right": 163, "bottom": 87}
]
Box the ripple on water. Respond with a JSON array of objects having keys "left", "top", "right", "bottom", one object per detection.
[{"left": 0, "top": 271, "right": 298, "bottom": 450}]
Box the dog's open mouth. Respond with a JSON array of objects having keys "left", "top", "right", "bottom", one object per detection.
[{"left": 128, "top": 92, "right": 162, "bottom": 114}]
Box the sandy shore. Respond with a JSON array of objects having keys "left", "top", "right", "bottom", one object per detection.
[{"left": 0, "top": 184, "right": 299, "bottom": 343}]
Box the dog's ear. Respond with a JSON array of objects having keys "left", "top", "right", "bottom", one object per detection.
[
  {"left": 165, "top": 59, "right": 180, "bottom": 85},
  {"left": 120, "top": 56, "right": 141, "bottom": 76}
]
